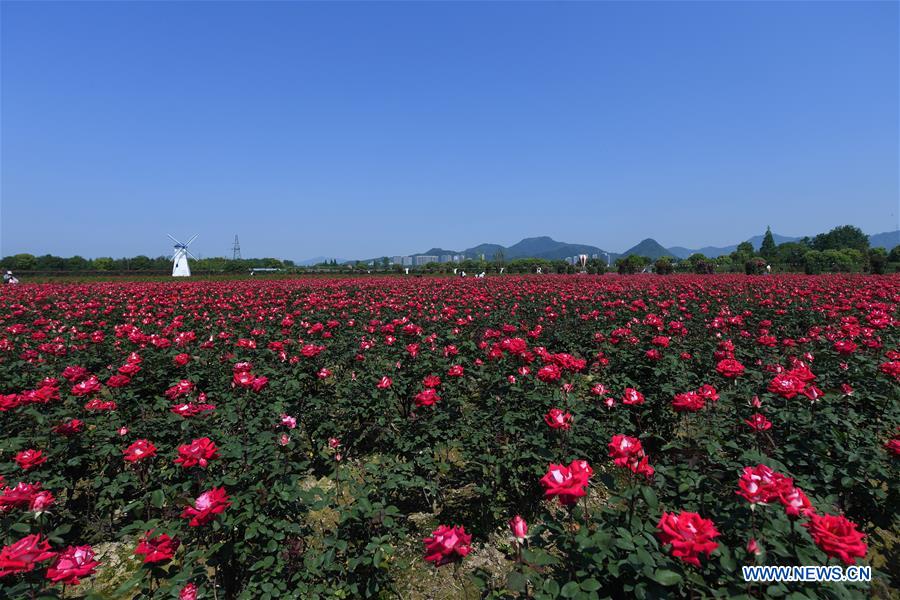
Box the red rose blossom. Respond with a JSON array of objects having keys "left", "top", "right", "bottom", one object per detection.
[
  {"left": 181, "top": 487, "right": 231, "bottom": 526},
  {"left": 656, "top": 511, "right": 720, "bottom": 567},
  {"left": 803, "top": 513, "right": 867, "bottom": 565},
  {"left": 423, "top": 525, "right": 471, "bottom": 566}
]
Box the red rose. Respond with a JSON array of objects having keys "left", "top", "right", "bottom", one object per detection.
[
  {"left": 180, "top": 583, "right": 198, "bottom": 600},
  {"left": 697, "top": 384, "right": 719, "bottom": 402},
  {"left": 124, "top": 439, "right": 157, "bottom": 463},
  {"left": 544, "top": 408, "right": 573, "bottom": 430},
  {"left": 414, "top": 388, "right": 441, "bottom": 407},
  {"left": 672, "top": 391, "right": 704, "bottom": 412},
  {"left": 15, "top": 449, "right": 47, "bottom": 471},
  {"left": 778, "top": 486, "right": 815, "bottom": 518},
  {"left": 46, "top": 545, "right": 100, "bottom": 585},
  {"left": 53, "top": 419, "right": 84, "bottom": 436},
  {"left": 423, "top": 525, "right": 471, "bottom": 566},
  {"left": 0, "top": 534, "right": 57, "bottom": 577},
  {"left": 833, "top": 340, "right": 857, "bottom": 355},
  {"left": 744, "top": 413, "right": 772, "bottom": 431},
  {"left": 29, "top": 490, "right": 55, "bottom": 513},
  {"left": 716, "top": 358, "right": 745, "bottom": 378},
  {"left": 181, "top": 487, "right": 231, "bottom": 526},
  {"left": 61, "top": 365, "right": 88, "bottom": 383},
  {"left": 886, "top": 437, "right": 900, "bottom": 456},
  {"left": 879, "top": 361, "right": 900, "bottom": 380},
  {"left": 767, "top": 373, "right": 806, "bottom": 399},
  {"left": 608, "top": 435, "right": 654, "bottom": 478},
  {"left": 173, "top": 353, "right": 191, "bottom": 366},
  {"left": 0, "top": 482, "right": 43, "bottom": 510},
  {"left": 70, "top": 375, "right": 101, "bottom": 396},
  {"left": 423, "top": 375, "right": 442, "bottom": 388},
  {"left": 509, "top": 515, "right": 528, "bottom": 541},
  {"left": 166, "top": 379, "right": 195, "bottom": 399},
  {"left": 803, "top": 513, "right": 867, "bottom": 565},
  {"left": 447, "top": 365, "right": 464, "bottom": 377},
  {"left": 174, "top": 437, "right": 219, "bottom": 468},
  {"left": 84, "top": 398, "right": 117, "bottom": 411},
  {"left": 621, "top": 388, "right": 645, "bottom": 405},
  {"left": 656, "top": 511, "right": 720, "bottom": 567},
  {"left": 540, "top": 460, "right": 591, "bottom": 506},
  {"left": 536, "top": 364, "right": 561, "bottom": 383},
  {"left": 105, "top": 374, "right": 131, "bottom": 388},
  {"left": 736, "top": 464, "right": 793, "bottom": 505},
  {"left": 376, "top": 376, "right": 392, "bottom": 389},
  {"left": 134, "top": 531, "right": 180, "bottom": 563}
]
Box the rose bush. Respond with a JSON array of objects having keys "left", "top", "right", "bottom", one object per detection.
[{"left": 0, "top": 274, "right": 897, "bottom": 598}]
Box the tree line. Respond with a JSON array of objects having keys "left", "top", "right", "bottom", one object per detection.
[
  {"left": 0, "top": 255, "right": 294, "bottom": 273},
  {"left": 1, "top": 225, "right": 896, "bottom": 277},
  {"left": 643, "top": 225, "right": 899, "bottom": 275}
]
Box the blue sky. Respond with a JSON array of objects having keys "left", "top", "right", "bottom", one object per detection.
[{"left": 2, "top": 1, "right": 897, "bottom": 260}]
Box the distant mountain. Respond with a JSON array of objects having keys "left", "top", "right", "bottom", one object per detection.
[
  {"left": 504, "top": 236, "right": 611, "bottom": 261},
  {"left": 415, "top": 248, "right": 458, "bottom": 257},
  {"left": 666, "top": 246, "right": 694, "bottom": 259},
  {"left": 623, "top": 238, "right": 674, "bottom": 260},
  {"left": 343, "top": 228, "right": 899, "bottom": 266},
  {"left": 452, "top": 237, "right": 615, "bottom": 261},
  {"left": 869, "top": 230, "right": 900, "bottom": 249},
  {"left": 461, "top": 243, "right": 505, "bottom": 259},
  {"left": 668, "top": 233, "right": 801, "bottom": 258}
]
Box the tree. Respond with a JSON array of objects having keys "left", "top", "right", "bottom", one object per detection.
[
  {"left": 493, "top": 249, "right": 505, "bottom": 266},
  {"left": 775, "top": 241, "right": 808, "bottom": 270},
  {"left": 9, "top": 254, "right": 37, "bottom": 270},
  {"left": 616, "top": 255, "right": 649, "bottom": 275},
  {"left": 93, "top": 257, "right": 114, "bottom": 271},
  {"left": 811, "top": 225, "right": 869, "bottom": 252},
  {"left": 888, "top": 246, "right": 900, "bottom": 263},
  {"left": 867, "top": 247, "right": 887, "bottom": 274},
  {"left": 745, "top": 258, "right": 767, "bottom": 275},
  {"left": 730, "top": 241, "right": 755, "bottom": 266},
  {"left": 760, "top": 227, "right": 777, "bottom": 259},
  {"left": 687, "top": 253, "right": 715, "bottom": 274},
  {"left": 654, "top": 257, "right": 674, "bottom": 275}
]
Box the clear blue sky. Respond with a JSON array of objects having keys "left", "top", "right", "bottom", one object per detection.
[{"left": 2, "top": 1, "right": 897, "bottom": 260}]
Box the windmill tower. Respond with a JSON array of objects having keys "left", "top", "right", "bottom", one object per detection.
[{"left": 168, "top": 234, "right": 198, "bottom": 277}]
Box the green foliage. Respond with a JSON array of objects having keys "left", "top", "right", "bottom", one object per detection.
[
  {"left": 811, "top": 225, "right": 870, "bottom": 253},
  {"left": 760, "top": 227, "right": 777, "bottom": 259}
]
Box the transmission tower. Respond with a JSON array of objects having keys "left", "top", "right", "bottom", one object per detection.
[{"left": 232, "top": 235, "right": 242, "bottom": 260}]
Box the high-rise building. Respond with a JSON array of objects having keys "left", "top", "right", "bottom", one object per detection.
[
  {"left": 402, "top": 256, "right": 413, "bottom": 266},
  {"left": 415, "top": 255, "right": 438, "bottom": 266},
  {"left": 392, "top": 256, "right": 404, "bottom": 265},
  {"left": 440, "top": 255, "right": 453, "bottom": 263}
]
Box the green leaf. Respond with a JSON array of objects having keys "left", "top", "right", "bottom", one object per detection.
[
  {"left": 507, "top": 571, "right": 528, "bottom": 592},
  {"left": 561, "top": 581, "right": 581, "bottom": 598},
  {"left": 580, "top": 577, "right": 601, "bottom": 592},
  {"left": 651, "top": 570, "right": 682, "bottom": 586},
  {"left": 10, "top": 522, "right": 31, "bottom": 533},
  {"left": 150, "top": 489, "right": 165, "bottom": 508},
  {"left": 640, "top": 486, "right": 658, "bottom": 510}
]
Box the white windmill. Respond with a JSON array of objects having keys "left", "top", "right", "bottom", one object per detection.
[{"left": 168, "top": 234, "right": 198, "bottom": 277}]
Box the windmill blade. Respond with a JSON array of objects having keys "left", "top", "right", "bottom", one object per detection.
[
  {"left": 186, "top": 249, "right": 199, "bottom": 260},
  {"left": 185, "top": 234, "right": 199, "bottom": 247},
  {"left": 167, "top": 233, "right": 182, "bottom": 245}
]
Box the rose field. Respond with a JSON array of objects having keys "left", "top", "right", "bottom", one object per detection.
[{"left": 0, "top": 274, "right": 898, "bottom": 600}]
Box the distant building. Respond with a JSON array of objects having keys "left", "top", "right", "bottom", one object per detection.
[
  {"left": 402, "top": 256, "right": 413, "bottom": 266},
  {"left": 439, "top": 255, "right": 453, "bottom": 263},
  {"left": 415, "top": 255, "right": 438, "bottom": 266},
  {"left": 392, "top": 256, "right": 404, "bottom": 265}
]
